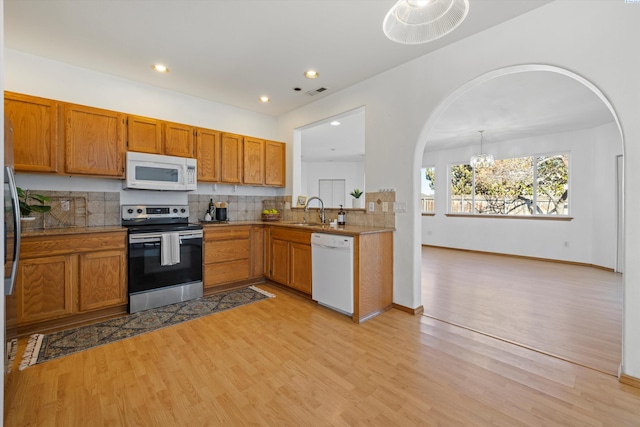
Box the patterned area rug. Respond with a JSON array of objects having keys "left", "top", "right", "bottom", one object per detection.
[{"left": 20, "top": 286, "right": 274, "bottom": 369}]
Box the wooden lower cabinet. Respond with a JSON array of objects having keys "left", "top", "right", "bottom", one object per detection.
[
  {"left": 353, "top": 231, "right": 394, "bottom": 323},
  {"left": 204, "top": 225, "right": 264, "bottom": 290},
  {"left": 265, "top": 226, "right": 394, "bottom": 323},
  {"left": 78, "top": 250, "right": 127, "bottom": 312},
  {"left": 289, "top": 243, "right": 312, "bottom": 294},
  {"left": 17, "top": 255, "right": 73, "bottom": 324},
  {"left": 16, "top": 230, "right": 127, "bottom": 332},
  {"left": 268, "top": 227, "right": 312, "bottom": 295},
  {"left": 250, "top": 226, "right": 264, "bottom": 278}
]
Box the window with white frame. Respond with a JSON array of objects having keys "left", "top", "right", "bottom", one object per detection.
[
  {"left": 449, "top": 154, "right": 569, "bottom": 216},
  {"left": 421, "top": 166, "right": 435, "bottom": 213}
]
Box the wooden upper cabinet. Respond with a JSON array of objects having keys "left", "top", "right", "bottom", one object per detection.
[
  {"left": 64, "top": 104, "right": 125, "bottom": 177},
  {"left": 196, "top": 128, "right": 221, "bottom": 182},
  {"left": 220, "top": 132, "right": 243, "bottom": 183},
  {"left": 164, "top": 121, "right": 195, "bottom": 158},
  {"left": 4, "top": 92, "right": 59, "bottom": 173},
  {"left": 265, "top": 140, "right": 286, "bottom": 187},
  {"left": 243, "top": 136, "right": 264, "bottom": 185},
  {"left": 127, "top": 115, "right": 163, "bottom": 154}
]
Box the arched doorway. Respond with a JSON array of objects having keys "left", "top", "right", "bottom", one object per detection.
[{"left": 414, "top": 64, "right": 624, "bottom": 374}]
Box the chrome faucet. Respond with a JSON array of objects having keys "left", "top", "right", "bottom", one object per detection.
[{"left": 305, "top": 196, "right": 325, "bottom": 224}]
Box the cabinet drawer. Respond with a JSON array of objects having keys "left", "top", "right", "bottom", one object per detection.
[
  {"left": 21, "top": 232, "right": 126, "bottom": 259},
  {"left": 205, "top": 239, "right": 250, "bottom": 264},
  {"left": 205, "top": 226, "right": 251, "bottom": 241},
  {"left": 205, "top": 259, "right": 250, "bottom": 287},
  {"left": 270, "top": 228, "right": 311, "bottom": 245}
]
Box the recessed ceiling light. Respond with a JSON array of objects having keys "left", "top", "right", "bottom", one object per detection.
[
  {"left": 330, "top": 121, "right": 341, "bottom": 126},
  {"left": 260, "top": 96, "right": 270, "bottom": 103},
  {"left": 152, "top": 64, "right": 169, "bottom": 73},
  {"left": 304, "top": 70, "right": 319, "bottom": 79}
]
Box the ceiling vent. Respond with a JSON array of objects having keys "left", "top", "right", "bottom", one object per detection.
[{"left": 305, "top": 87, "right": 328, "bottom": 96}]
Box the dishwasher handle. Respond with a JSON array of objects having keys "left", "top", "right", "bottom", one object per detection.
[{"left": 312, "top": 243, "right": 350, "bottom": 250}]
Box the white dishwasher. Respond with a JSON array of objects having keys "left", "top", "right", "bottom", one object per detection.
[{"left": 311, "top": 233, "right": 354, "bottom": 316}]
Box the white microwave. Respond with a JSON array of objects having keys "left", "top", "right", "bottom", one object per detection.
[{"left": 125, "top": 152, "right": 197, "bottom": 191}]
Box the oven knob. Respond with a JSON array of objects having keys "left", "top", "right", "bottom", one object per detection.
[
  {"left": 180, "top": 208, "right": 186, "bottom": 213},
  {"left": 173, "top": 208, "right": 178, "bottom": 213},
  {"left": 137, "top": 209, "right": 143, "bottom": 214},
  {"left": 127, "top": 209, "right": 134, "bottom": 214}
]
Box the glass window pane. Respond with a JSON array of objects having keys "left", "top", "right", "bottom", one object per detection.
[
  {"left": 450, "top": 164, "right": 473, "bottom": 213},
  {"left": 536, "top": 154, "right": 569, "bottom": 215},
  {"left": 421, "top": 166, "right": 435, "bottom": 213},
  {"left": 474, "top": 157, "right": 534, "bottom": 215}
]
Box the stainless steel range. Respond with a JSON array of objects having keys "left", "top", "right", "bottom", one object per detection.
[{"left": 122, "top": 205, "right": 203, "bottom": 313}]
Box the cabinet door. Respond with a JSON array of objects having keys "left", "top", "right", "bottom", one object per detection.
[
  {"left": 270, "top": 239, "right": 289, "bottom": 285},
  {"left": 289, "top": 243, "right": 312, "bottom": 294},
  {"left": 265, "top": 140, "right": 286, "bottom": 187},
  {"left": 196, "top": 128, "right": 221, "bottom": 182},
  {"left": 78, "top": 250, "right": 127, "bottom": 312},
  {"left": 243, "top": 137, "right": 264, "bottom": 185},
  {"left": 127, "top": 115, "right": 163, "bottom": 154},
  {"left": 65, "top": 104, "right": 125, "bottom": 177},
  {"left": 220, "top": 133, "right": 243, "bottom": 183},
  {"left": 250, "top": 226, "right": 264, "bottom": 279},
  {"left": 4, "top": 92, "right": 59, "bottom": 173},
  {"left": 16, "top": 255, "right": 73, "bottom": 324},
  {"left": 164, "top": 121, "right": 195, "bottom": 158}
]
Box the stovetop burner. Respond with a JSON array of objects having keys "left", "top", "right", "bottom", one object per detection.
[{"left": 121, "top": 204, "right": 202, "bottom": 232}]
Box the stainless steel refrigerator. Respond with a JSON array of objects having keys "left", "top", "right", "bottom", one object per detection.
[{"left": 4, "top": 116, "right": 20, "bottom": 376}]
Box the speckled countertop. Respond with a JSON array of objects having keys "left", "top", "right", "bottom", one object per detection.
[
  {"left": 200, "top": 220, "right": 394, "bottom": 235},
  {"left": 21, "top": 221, "right": 393, "bottom": 237}
]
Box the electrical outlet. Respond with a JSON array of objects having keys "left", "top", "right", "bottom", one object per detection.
[
  {"left": 368, "top": 201, "right": 375, "bottom": 212},
  {"left": 61, "top": 200, "right": 70, "bottom": 211},
  {"left": 382, "top": 202, "right": 388, "bottom": 212},
  {"left": 284, "top": 202, "right": 291, "bottom": 210}
]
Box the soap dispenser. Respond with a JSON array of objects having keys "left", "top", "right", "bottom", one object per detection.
[{"left": 338, "top": 205, "right": 346, "bottom": 226}]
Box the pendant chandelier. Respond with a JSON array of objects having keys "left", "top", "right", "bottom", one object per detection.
[
  {"left": 383, "top": 0, "right": 470, "bottom": 45},
  {"left": 470, "top": 130, "right": 494, "bottom": 168}
]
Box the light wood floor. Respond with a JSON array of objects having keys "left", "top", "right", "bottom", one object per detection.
[
  {"left": 421, "top": 246, "right": 623, "bottom": 375},
  {"left": 5, "top": 283, "right": 640, "bottom": 426}
]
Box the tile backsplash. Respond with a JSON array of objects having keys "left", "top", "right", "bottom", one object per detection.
[
  {"left": 20, "top": 190, "right": 120, "bottom": 231},
  {"left": 22, "top": 190, "right": 396, "bottom": 231},
  {"left": 189, "top": 191, "right": 396, "bottom": 228}
]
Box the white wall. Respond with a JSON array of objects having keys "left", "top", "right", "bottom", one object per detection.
[
  {"left": 275, "top": 1, "right": 640, "bottom": 378},
  {"left": 421, "top": 123, "right": 621, "bottom": 269},
  {"left": 302, "top": 160, "right": 365, "bottom": 207}
]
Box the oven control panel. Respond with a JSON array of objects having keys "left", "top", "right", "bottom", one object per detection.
[{"left": 122, "top": 205, "right": 189, "bottom": 221}]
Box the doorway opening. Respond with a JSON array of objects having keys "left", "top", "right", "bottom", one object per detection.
[{"left": 417, "top": 65, "right": 624, "bottom": 375}]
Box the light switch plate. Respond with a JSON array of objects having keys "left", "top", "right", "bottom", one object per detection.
[
  {"left": 382, "top": 202, "right": 388, "bottom": 212},
  {"left": 394, "top": 202, "right": 407, "bottom": 213}
]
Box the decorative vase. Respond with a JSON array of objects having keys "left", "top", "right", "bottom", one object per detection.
[{"left": 352, "top": 198, "right": 362, "bottom": 209}]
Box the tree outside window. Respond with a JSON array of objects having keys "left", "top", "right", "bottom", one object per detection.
[
  {"left": 449, "top": 154, "right": 569, "bottom": 216},
  {"left": 421, "top": 167, "right": 435, "bottom": 213}
]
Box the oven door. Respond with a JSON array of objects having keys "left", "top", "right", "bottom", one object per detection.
[{"left": 128, "top": 230, "right": 203, "bottom": 295}]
